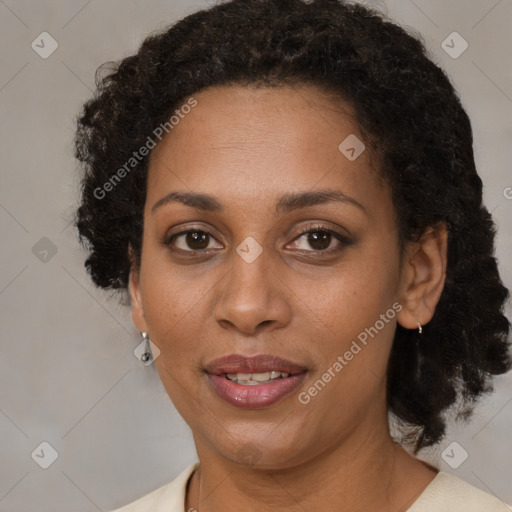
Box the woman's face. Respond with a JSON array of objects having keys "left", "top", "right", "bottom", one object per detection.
[{"left": 130, "top": 84, "right": 413, "bottom": 469}]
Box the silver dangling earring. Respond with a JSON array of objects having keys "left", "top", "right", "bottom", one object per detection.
[
  {"left": 140, "top": 332, "right": 153, "bottom": 364},
  {"left": 418, "top": 323, "right": 423, "bottom": 335}
]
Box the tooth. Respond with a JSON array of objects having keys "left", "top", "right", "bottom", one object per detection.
[
  {"left": 250, "top": 372, "right": 272, "bottom": 381},
  {"left": 224, "top": 371, "right": 291, "bottom": 384}
]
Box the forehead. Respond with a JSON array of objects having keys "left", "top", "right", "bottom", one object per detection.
[{"left": 146, "top": 84, "right": 387, "bottom": 215}]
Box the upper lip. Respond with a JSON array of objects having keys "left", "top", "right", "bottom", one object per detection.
[{"left": 205, "top": 354, "right": 308, "bottom": 375}]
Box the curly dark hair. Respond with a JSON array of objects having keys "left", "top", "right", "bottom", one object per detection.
[{"left": 74, "top": 0, "right": 511, "bottom": 453}]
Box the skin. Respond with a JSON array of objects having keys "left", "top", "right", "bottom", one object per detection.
[{"left": 129, "top": 84, "right": 448, "bottom": 512}]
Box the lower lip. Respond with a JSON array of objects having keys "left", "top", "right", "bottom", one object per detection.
[{"left": 206, "top": 373, "right": 307, "bottom": 409}]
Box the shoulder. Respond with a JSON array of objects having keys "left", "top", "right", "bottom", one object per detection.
[
  {"left": 108, "top": 462, "right": 199, "bottom": 512},
  {"left": 407, "top": 471, "right": 511, "bottom": 512}
]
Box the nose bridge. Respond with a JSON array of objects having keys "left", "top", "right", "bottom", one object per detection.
[
  {"left": 213, "top": 235, "right": 291, "bottom": 333},
  {"left": 228, "top": 235, "right": 274, "bottom": 303}
]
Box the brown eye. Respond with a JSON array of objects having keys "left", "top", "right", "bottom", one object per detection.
[
  {"left": 165, "top": 228, "right": 222, "bottom": 252},
  {"left": 184, "top": 231, "right": 210, "bottom": 250},
  {"left": 305, "top": 231, "right": 332, "bottom": 251},
  {"left": 289, "top": 224, "right": 350, "bottom": 253}
]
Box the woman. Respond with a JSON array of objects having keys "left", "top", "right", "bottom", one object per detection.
[{"left": 73, "top": 0, "right": 511, "bottom": 510}]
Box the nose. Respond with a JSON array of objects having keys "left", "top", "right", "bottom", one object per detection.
[{"left": 213, "top": 245, "right": 292, "bottom": 336}]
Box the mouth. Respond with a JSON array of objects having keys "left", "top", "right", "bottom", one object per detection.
[{"left": 204, "top": 354, "right": 308, "bottom": 409}]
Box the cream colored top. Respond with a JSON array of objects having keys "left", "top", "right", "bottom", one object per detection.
[{"left": 110, "top": 462, "right": 511, "bottom": 511}]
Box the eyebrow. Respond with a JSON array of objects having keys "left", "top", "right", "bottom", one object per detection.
[{"left": 151, "top": 189, "right": 366, "bottom": 215}]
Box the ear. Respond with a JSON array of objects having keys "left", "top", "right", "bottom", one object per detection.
[
  {"left": 128, "top": 247, "right": 148, "bottom": 333},
  {"left": 396, "top": 223, "right": 448, "bottom": 330}
]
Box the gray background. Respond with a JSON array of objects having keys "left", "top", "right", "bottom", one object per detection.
[{"left": 0, "top": 0, "right": 511, "bottom": 510}]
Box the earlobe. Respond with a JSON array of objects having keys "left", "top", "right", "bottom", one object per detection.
[{"left": 396, "top": 223, "right": 448, "bottom": 330}]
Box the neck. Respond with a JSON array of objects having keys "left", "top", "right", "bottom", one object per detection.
[{"left": 185, "top": 422, "right": 437, "bottom": 512}]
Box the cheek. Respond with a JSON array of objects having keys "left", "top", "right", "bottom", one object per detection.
[
  {"left": 140, "top": 264, "right": 208, "bottom": 407},
  {"left": 289, "top": 248, "right": 401, "bottom": 405},
  {"left": 294, "top": 289, "right": 398, "bottom": 440},
  {"left": 138, "top": 252, "right": 223, "bottom": 377},
  {"left": 138, "top": 252, "right": 194, "bottom": 343},
  {"left": 293, "top": 254, "right": 400, "bottom": 343},
  {"left": 140, "top": 274, "right": 181, "bottom": 337}
]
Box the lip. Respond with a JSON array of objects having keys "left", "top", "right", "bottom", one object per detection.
[
  {"left": 204, "top": 354, "right": 308, "bottom": 409},
  {"left": 204, "top": 354, "right": 307, "bottom": 375}
]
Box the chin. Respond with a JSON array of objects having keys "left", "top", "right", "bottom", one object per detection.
[{"left": 214, "top": 434, "right": 310, "bottom": 471}]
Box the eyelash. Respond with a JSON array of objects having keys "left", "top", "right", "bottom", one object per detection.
[{"left": 162, "top": 223, "right": 352, "bottom": 256}]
